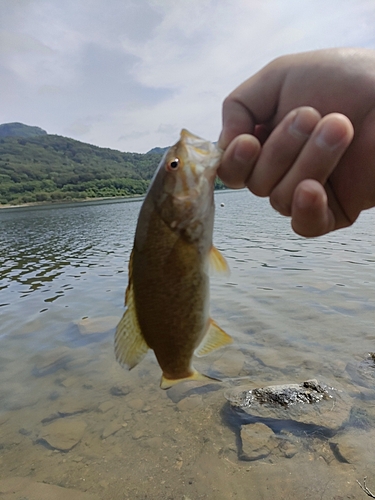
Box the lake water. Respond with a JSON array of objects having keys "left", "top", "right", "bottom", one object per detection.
[{"left": 0, "top": 189, "right": 374, "bottom": 499}]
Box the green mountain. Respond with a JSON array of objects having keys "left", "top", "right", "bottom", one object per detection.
[
  {"left": 0, "top": 124, "right": 226, "bottom": 206},
  {"left": 147, "top": 146, "right": 169, "bottom": 155},
  {"left": 0, "top": 122, "right": 47, "bottom": 139}
]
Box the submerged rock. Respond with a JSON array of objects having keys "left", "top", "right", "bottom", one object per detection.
[
  {"left": 212, "top": 350, "right": 245, "bottom": 377},
  {"left": 167, "top": 380, "right": 220, "bottom": 404},
  {"left": 32, "top": 347, "right": 73, "bottom": 377},
  {"left": 0, "top": 476, "right": 100, "bottom": 500},
  {"left": 345, "top": 353, "right": 375, "bottom": 390},
  {"left": 74, "top": 316, "right": 120, "bottom": 335},
  {"left": 38, "top": 418, "right": 87, "bottom": 451},
  {"left": 177, "top": 394, "right": 203, "bottom": 411},
  {"left": 240, "top": 422, "right": 277, "bottom": 461},
  {"left": 225, "top": 379, "right": 350, "bottom": 429},
  {"left": 110, "top": 383, "right": 132, "bottom": 397},
  {"left": 101, "top": 420, "right": 124, "bottom": 439}
]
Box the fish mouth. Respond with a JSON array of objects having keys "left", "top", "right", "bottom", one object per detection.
[{"left": 179, "top": 129, "right": 222, "bottom": 175}]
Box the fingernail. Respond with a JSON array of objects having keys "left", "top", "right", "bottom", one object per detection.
[
  {"left": 315, "top": 124, "right": 346, "bottom": 151},
  {"left": 289, "top": 109, "right": 318, "bottom": 139}
]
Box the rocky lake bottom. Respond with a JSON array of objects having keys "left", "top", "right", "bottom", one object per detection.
[{"left": 1, "top": 191, "right": 375, "bottom": 499}]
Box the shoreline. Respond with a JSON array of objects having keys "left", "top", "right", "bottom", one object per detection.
[
  {"left": 0, "top": 194, "right": 145, "bottom": 210},
  {"left": 0, "top": 188, "right": 233, "bottom": 211}
]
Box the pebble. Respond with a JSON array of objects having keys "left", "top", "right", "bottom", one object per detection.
[
  {"left": 132, "top": 430, "right": 145, "bottom": 440},
  {"left": 101, "top": 421, "right": 124, "bottom": 439},
  {"left": 110, "top": 384, "right": 132, "bottom": 397},
  {"left": 127, "top": 398, "right": 145, "bottom": 411},
  {"left": 139, "top": 436, "right": 164, "bottom": 449},
  {"left": 38, "top": 419, "right": 87, "bottom": 451},
  {"left": 98, "top": 401, "right": 115, "bottom": 413}
]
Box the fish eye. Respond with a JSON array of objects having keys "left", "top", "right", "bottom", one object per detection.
[{"left": 166, "top": 158, "right": 179, "bottom": 171}]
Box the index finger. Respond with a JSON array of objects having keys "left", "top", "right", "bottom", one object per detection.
[{"left": 219, "top": 60, "right": 287, "bottom": 149}]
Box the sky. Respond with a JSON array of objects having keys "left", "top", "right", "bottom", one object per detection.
[{"left": 1, "top": 0, "right": 375, "bottom": 153}]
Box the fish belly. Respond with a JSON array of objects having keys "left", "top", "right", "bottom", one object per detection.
[{"left": 132, "top": 215, "right": 209, "bottom": 380}]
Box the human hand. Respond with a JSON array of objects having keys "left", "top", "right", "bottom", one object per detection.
[{"left": 218, "top": 48, "right": 375, "bottom": 237}]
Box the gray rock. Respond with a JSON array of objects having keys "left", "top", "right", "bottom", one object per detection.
[
  {"left": 38, "top": 418, "right": 87, "bottom": 451},
  {"left": 225, "top": 379, "right": 350, "bottom": 429}
]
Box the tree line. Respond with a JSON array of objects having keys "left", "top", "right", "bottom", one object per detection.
[{"left": 0, "top": 134, "right": 226, "bottom": 205}]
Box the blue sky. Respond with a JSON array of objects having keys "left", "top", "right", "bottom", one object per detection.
[{"left": 1, "top": 0, "right": 374, "bottom": 152}]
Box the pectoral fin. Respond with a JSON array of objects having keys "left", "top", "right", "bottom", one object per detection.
[
  {"left": 209, "top": 246, "right": 230, "bottom": 275},
  {"left": 195, "top": 319, "right": 233, "bottom": 357},
  {"left": 114, "top": 255, "right": 149, "bottom": 369}
]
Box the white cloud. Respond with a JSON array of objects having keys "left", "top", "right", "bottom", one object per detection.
[{"left": 0, "top": 0, "right": 375, "bottom": 152}]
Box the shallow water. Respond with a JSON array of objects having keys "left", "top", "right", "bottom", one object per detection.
[{"left": 0, "top": 190, "right": 375, "bottom": 499}]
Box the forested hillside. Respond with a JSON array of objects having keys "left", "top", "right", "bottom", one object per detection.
[
  {"left": 0, "top": 126, "right": 226, "bottom": 206},
  {"left": 0, "top": 122, "right": 47, "bottom": 139},
  {"left": 0, "top": 134, "right": 163, "bottom": 204}
]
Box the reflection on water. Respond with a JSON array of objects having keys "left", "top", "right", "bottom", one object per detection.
[{"left": 0, "top": 191, "right": 375, "bottom": 499}]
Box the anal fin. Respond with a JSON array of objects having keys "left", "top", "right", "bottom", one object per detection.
[
  {"left": 160, "top": 370, "right": 220, "bottom": 390},
  {"left": 195, "top": 318, "right": 233, "bottom": 357}
]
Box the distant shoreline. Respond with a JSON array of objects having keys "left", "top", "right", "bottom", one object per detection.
[
  {"left": 0, "top": 188, "right": 233, "bottom": 211},
  {"left": 0, "top": 194, "right": 145, "bottom": 210}
]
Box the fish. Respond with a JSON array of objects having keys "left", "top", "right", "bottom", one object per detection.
[{"left": 114, "top": 129, "right": 232, "bottom": 389}]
